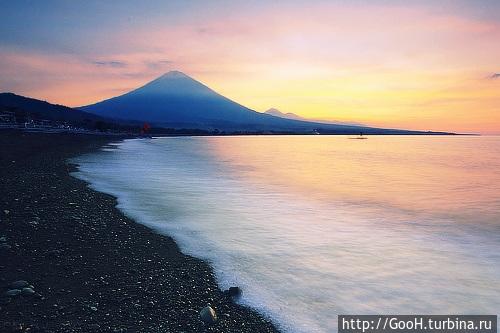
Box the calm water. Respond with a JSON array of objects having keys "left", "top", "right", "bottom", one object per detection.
[{"left": 73, "top": 136, "right": 500, "bottom": 332}]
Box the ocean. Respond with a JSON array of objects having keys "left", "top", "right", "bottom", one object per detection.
[{"left": 73, "top": 135, "right": 500, "bottom": 333}]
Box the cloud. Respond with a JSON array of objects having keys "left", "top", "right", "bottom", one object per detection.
[
  {"left": 489, "top": 73, "right": 500, "bottom": 79},
  {"left": 92, "top": 60, "right": 127, "bottom": 68}
]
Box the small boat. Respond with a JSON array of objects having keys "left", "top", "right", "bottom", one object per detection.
[{"left": 349, "top": 132, "right": 367, "bottom": 139}]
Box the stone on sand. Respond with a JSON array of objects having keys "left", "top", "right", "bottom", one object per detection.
[
  {"left": 5, "top": 289, "right": 22, "bottom": 297},
  {"left": 200, "top": 305, "right": 217, "bottom": 324},
  {"left": 21, "top": 287, "right": 36, "bottom": 296},
  {"left": 224, "top": 286, "right": 242, "bottom": 298},
  {"left": 0, "top": 244, "right": 11, "bottom": 250},
  {"left": 10, "top": 280, "right": 29, "bottom": 289}
]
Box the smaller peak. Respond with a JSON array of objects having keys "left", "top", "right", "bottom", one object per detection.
[
  {"left": 265, "top": 108, "right": 284, "bottom": 116},
  {"left": 265, "top": 108, "right": 281, "bottom": 113}
]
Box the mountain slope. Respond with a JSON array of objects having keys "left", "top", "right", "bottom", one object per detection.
[{"left": 81, "top": 71, "right": 449, "bottom": 134}]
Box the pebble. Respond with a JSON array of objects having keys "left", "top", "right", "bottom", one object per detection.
[
  {"left": 0, "top": 244, "right": 11, "bottom": 250},
  {"left": 224, "top": 286, "right": 242, "bottom": 298},
  {"left": 5, "top": 289, "right": 22, "bottom": 297},
  {"left": 200, "top": 305, "right": 217, "bottom": 324},
  {"left": 3, "top": 210, "right": 10, "bottom": 215},
  {"left": 21, "top": 287, "right": 36, "bottom": 296},
  {"left": 10, "top": 280, "right": 30, "bottom": 289}
]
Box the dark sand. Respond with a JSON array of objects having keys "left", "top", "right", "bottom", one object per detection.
[{"left": 0, "top": 130, "right": 280, "bottom": 332}]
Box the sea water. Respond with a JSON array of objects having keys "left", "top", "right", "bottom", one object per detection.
[{"left": 73, "top": 136, "right": 500, "bottom": 333}]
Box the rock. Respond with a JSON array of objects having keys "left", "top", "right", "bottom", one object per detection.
[
  {"left": 10, "top": 280, "right": 29, "bottom": 289},
  {"left": 0, "top": 244, "right": 11, "bottom": 250},
  {"left": 90, "top": 306, "right": 98, "bottom": 312},
  {"left": 5, "top": 289, "right": 21, "bottom": 297},
  {"left": 224, "top": 286, "right": 242, "bottom": 298},
  {"left": 21, "top": 287, "right": 36, "bottom": 296},
  {"left": 200, "top": 305, "right": 217, "bottom": 324}
]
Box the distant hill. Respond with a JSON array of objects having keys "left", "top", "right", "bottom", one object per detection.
[
  {"left": 0, "top": 93, "right": 140, "bottom": 132},
  {"left": 0, "top": 93, "right": 103, "bottom": 124},
  {"left": 264, "top": 108, "right": 305, "bottom": 121},
  {"left": 81, "top": 71, "right": 443, "bottom": 134}
]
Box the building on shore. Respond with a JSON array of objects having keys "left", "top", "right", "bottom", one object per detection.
[{"left": 0, "top": 111, "right": 16, "bottom": 123}]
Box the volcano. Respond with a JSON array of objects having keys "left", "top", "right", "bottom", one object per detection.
[{"left": 81, "top": 71, "right": 284, "bottom": 129}]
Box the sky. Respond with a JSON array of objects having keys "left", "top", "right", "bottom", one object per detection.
[{"left": 0, "top": 0, "right": 499, "bottom": 134}]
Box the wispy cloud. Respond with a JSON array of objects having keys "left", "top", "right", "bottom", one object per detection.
[
  {"left": 92, "top": 60, "right": 127, "bottom": 68},
  {"left": 489, "top": 73, "right": 500, "bottom": 79}
]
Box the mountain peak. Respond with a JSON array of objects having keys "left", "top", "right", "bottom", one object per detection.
[
  {"left": 158, "top": 70, "right": 190, "bottom": 80},
  {"left": 128, "top": 70, "right": 210, "bottom": 97}
]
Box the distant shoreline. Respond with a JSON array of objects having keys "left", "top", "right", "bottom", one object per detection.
[
  {"left": 0, "top": 129, "right": 279, "bottom": 332},
  {"left": 0, "top": 125, "right": 468, "bottom": 137}
]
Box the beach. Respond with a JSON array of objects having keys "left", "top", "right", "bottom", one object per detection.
[{"left": 0, "top": 130, "right": 279, "bottom": 332}]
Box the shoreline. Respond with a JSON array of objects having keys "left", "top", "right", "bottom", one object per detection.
[{"left": 0, "top": 129, "right": 280, "bottom": 332}]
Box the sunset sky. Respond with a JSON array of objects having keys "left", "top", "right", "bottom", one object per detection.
[{"left": 1, "top": 0, "right": 499, "bottom": 134}]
